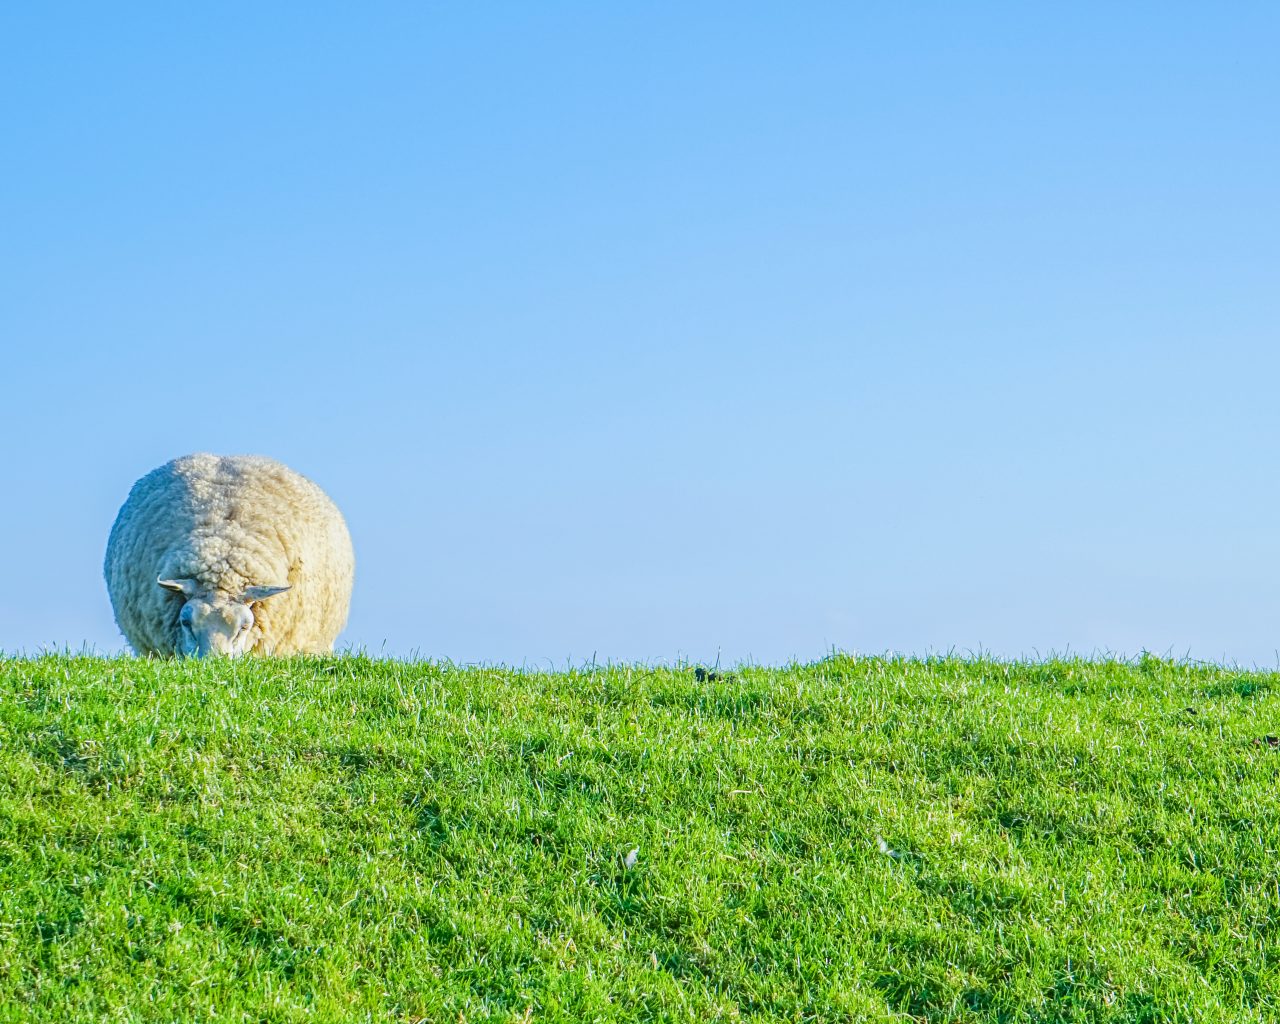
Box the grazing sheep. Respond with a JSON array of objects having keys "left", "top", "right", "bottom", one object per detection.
[{"left": 104, "top": 454, "right": 354, "bottom": 657}]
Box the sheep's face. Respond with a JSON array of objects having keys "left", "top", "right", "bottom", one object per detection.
[{"left": 158, "top": 579, "right": 291, "bottom": 658}]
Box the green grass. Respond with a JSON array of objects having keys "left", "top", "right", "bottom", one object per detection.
[{"left": 1, "top": 653, "right": 1278, "bottom": 1022}]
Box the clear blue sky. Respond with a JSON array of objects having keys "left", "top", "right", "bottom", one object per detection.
[{"left": 3, "top": 4, "right": 1278, "bottom": 665}]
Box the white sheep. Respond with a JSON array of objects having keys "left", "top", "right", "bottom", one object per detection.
[{"left": 104, "top": 454, "right": 355, "bottom": 657}]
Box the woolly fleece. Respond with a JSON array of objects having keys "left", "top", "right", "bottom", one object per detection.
[{"left": 105, "top": 454, "right": 355, "bottom": 655}]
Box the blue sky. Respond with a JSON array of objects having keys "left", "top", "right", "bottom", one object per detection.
[{"left": 2, "top": 4, "right": 1278, "bottom": 664}]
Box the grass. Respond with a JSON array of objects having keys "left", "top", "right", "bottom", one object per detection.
[{"left": 0, "top": 653, "right": 1278, "bottom": 1022}]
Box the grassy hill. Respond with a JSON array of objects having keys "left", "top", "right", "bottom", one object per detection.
[{"left": 0, "top": 653, "right": 1277, "bottom": 1022}]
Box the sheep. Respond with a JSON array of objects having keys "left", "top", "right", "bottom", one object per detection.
[{"left": 104, "top": 454, "right": 355, "bottom": 657}]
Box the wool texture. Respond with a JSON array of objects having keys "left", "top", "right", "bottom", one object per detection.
[{"left": 105, "top": 454, "right": 355, "bottom": 655}]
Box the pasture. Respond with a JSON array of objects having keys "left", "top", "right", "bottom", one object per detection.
[{"left": 0, "top": 654, "right": 1276, "bottom": 1022}]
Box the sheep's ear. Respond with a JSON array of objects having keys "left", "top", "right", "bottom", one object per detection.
[
  {"left": 157, "top": 577, "right": 197, "bottom": 597},
  {"left": 243, "top": 584, "right": 291, "bottom": 603}
]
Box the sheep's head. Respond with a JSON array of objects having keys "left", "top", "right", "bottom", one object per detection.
[{"left": 157, "top": 578, "right": 291, "bottom": 657}]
